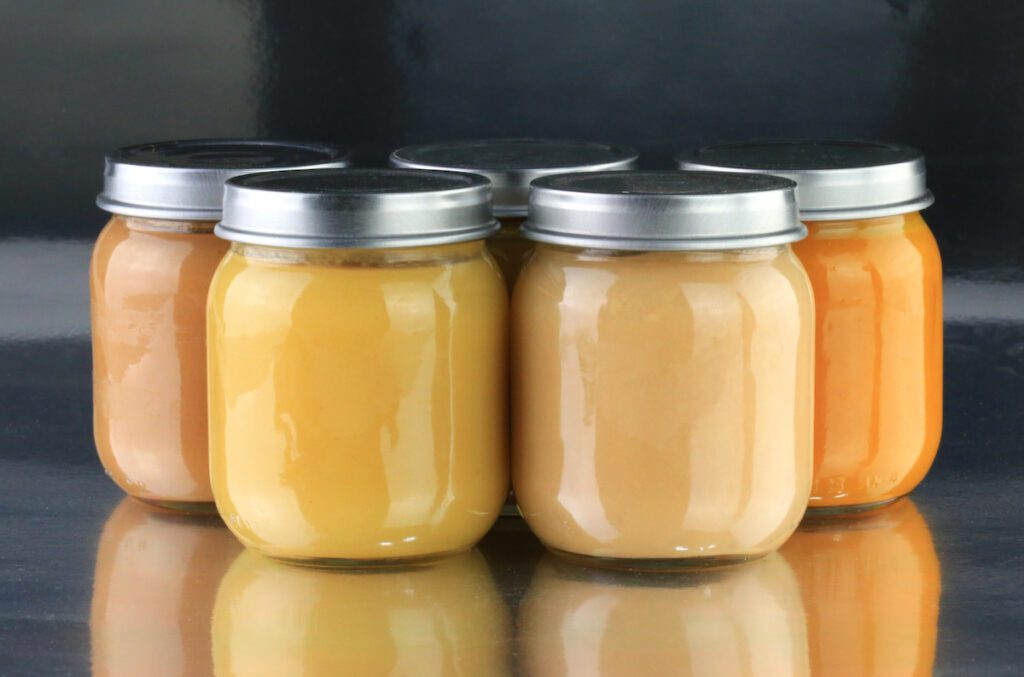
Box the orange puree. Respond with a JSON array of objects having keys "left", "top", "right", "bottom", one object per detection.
[
  {"left": 90, "top": 499, "right": 241, "bottom": 677},
  {"left": 781, "top": 499, "right": 940, "bottom": 676},
  {"left": 207, "top": 240, "right": 508, "bottom": 564},
  {"left": 793, "top": 212, "right": 942, "bottom": 509},
  {"left": 91, "top": 215, "right": 228, "bottom": 510},
  {"left": 212, "top": 550, "right": 511, "bottom": 675}
]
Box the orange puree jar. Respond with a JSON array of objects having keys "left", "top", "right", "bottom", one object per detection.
[
  {"left": 390, "top": 138, "right": 638, "bottom": 292},
  {"left": 91, "top": 140, "right": 350, "bottom": 512},
  {"left": 513, "top": 172, "right": 814, "bottom": 569},
  {"left": 681, "top": 141, "right": 941, "bottom": 511},
  {"left": 208, "top": 169, "right": 508, "bottom": 566}
]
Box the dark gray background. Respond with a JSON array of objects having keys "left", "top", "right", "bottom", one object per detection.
[{"left": 0, "top": 1, "right": 1021, "bottom": 675}]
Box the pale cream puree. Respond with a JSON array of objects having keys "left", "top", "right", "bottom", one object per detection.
[{"left": 512, "top": 243, "right": 814, "bottom": 563}]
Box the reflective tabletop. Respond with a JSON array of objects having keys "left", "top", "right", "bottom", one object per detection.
[{"left": 1, "top": 263, "right": 1023, "bottom": 675}]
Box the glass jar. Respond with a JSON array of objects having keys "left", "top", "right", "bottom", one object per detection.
[
  {"left": 208, "top": 169, "right": 508, "bottom": 566},
  {"left": 513, "top": 171, "right": 814, "bottom": 569},
  {"left": 681, "top": 141, "right": 942, "bottom": 511},
  {"left": 91, "top": 140, "right": 351, "bottom": 512},
  {"left": 390, "top": 138, "right": 638, "bottom": 292},
  {"left": 212, "top": 550, "right": 510, "bottom": 675},
  {"left": 391, "top": 139, "right": 638, "bottom": 517}
]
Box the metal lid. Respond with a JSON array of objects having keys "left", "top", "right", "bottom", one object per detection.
[
  {"left": 678, "top": 140, "right": 934, "bottom": 220},
  {"left": 523, "top": 171, "right": 804, "bottom": 251},
  {"left": 96, "top": 139, "right": 352, "bottom": 220},
  {"left": 216, "top": 168, "right": 499, "bottom": 249},
  {"left": 389, "top": 138, "right": 639, "bottom": 217}
]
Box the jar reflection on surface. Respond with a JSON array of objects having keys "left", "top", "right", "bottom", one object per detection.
[
  {"left": 488, "top": 216, "right": 533, "bottom": 293},
  {"left": 90, "top": 498, "right": 241, "bottom": 677},
  {"left": 207, "top": 240, "right": 508, "bottom": 564},
  {"left": 794, "top": 214, "right": 943, "bottom": 509},
  {"left": 91, "top": 216, "right": 228, "bottom": 510},
  {"left": 212, "top": 550, "right": 512, "bottom": 676},
  {"left": 512, "top": 243, "right": 814, "bottom": 565},
  {"left": 780, "top": 499, "right": 941, "bottom": 677},
  {"left": 518, "top": 554, "right": 809, "bottom": 676}
]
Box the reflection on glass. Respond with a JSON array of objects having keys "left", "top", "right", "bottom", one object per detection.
[
  {"left": 781, "top": 499, "right": 941, "bottom": 676},
  {"left": 212, "top": 550, "right": 512, "bottom": 675},
  {"left": 90, "top": 498, "right": 241, "bottom": 677},
  {"left": 518, "top": 554, "right": 809, "bottom": 676}
]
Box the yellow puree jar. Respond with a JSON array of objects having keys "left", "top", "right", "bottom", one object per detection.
[
  {"left": 681, "top": 141, "right": 942, "bottom": 511},
  {"left": 390, "top": 138, "right": 638, "bottom": 292},
  {"left": 513, "top": 171, "right": 815, "bottom": 569},
  {"left": 208, "top": 169, "right": 508, "bottom": 566},
  {"left": 91, "top": 140, "right": 350, "bottom": 512}
]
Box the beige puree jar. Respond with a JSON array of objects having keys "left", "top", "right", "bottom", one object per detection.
[{"left": 512, "top": 171, "right": 815, "bottom": 569}]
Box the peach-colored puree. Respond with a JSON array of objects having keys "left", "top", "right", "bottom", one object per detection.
[{"left": 91, "top": 215, "right": 228, "bottom": 509}]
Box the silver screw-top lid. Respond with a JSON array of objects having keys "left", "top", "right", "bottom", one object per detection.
[
  {"left": 678, "top": 140, "right": 934, "bottom": 220},
  {"left": 216, "top": 168, "right": 499, "bottom": 249},
  {"left": 523, "top": 171, "right": 804, "bottom": 251},
  {"left": 389, "top": 138, "right": 639, "bottom": 217},
  {"left": 96, "top": 139, "right": 353, "bottom": 220}
]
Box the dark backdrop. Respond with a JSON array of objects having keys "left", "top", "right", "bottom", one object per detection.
[{"left": 3, "top": 0, "right": 1024, "bottom": 273}]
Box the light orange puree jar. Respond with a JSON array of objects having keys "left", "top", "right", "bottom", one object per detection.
[
  {"left": 513, "top": 171, "right": 814, "bottom": 569},
  {"left": 208, "top": 169, "right": 508, "bottom": 566},
  {"left": 391, "top": 138, "right": 639, "bottom": 517},
  {"left": 681, "top": 141, "right": 942, "bottom": 511},
  {"left": 91, "top": 139, "right": 350, "bottom": 512},
  {"left": 781, "top": 499, "right": 940, "bottom": 676}
]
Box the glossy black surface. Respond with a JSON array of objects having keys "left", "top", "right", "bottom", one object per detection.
[{"left": 1, "top": 1, "right": 1022, "bottom": 674}]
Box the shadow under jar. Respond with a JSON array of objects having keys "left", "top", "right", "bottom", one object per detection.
[
  {"left": 391, "top": 139, "right": 638, "bottom": 518},
  {"left": 681, "top": 141, "right": 942, "bottom": 512},
  {"left": 512, "top": 171, "right": 815, "bottom": 570},
  {"left": 91, "top": 139, "right": 350, "bottom": 513},
  {"left": 207, "top": 169, "right": 509, "bottom": 567}
]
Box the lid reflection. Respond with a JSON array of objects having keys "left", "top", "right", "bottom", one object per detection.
[
  {"left": 518, "top": 553, "right": 810, "bottom": 676},
  {"left": 781, "top": 498, "right": 941, "bottom": 677},
  {"left": 90, "top": 498, "right": 242, "bottom": 677},
  {"left": 211, "top": 549, "right": 512, "bottom": 676}
]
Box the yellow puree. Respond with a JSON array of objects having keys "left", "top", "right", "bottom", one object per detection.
[{"left": 207, "top": 240, "right": 508, "bottom": 563}]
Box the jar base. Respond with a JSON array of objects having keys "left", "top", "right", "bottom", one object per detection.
[
  {"left": 546, "top": 546, "right": 767, "bottom": 573},
  {"left": 133, "top": 496, "right": 219, "bottom": 516},
  {"left": 261, "top": 548, "right": 470, "bottom": 571},
  {"left": 805, "top": 495, "right": 904, "bottom": 517}
]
